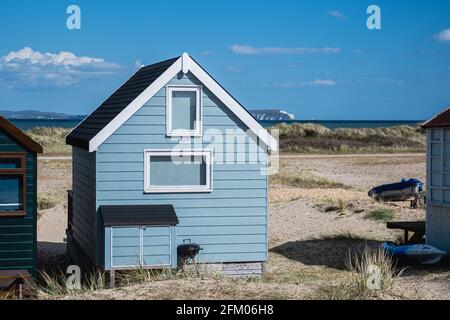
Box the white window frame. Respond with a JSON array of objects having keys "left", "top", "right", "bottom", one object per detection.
[
  {"left": 166, "top": 85, "right": 202, "bottom": 137},
  {"left": 144, "top": 149, "right": 213, "bottom": 193}
]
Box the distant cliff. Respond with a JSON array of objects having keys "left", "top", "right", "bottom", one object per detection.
[
  {"left": 250, "top": 110, "right": 295, "bottom": 121},
  {"left": 0, "top": 110, "right": 84, "bottom": 120}
]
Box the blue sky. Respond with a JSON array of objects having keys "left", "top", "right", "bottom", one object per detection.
[{"left": 0, "top": 0, "right": 449, "bottom": 120}]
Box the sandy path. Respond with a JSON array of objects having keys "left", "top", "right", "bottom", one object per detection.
[{"left": 38, "top": 156, "right": 71, "bottom": 160}]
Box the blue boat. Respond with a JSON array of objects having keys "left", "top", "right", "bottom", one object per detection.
[
  {"left": 382, "top": 242, "right": 447, "bottom": 265},
  {"left": 368, "top": 178, "right": 423, "bottom": 201}
]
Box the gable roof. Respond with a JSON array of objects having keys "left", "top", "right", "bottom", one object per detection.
[
  {"left": 0, "top": 116, "right": 43, "bottom": 153},
  {"left": 66, "top": 53, "right": 278, "bottom": 152},
  {"left": 422, "top": 106, "right": 450, "bottom": 129},
  {"left": 66, "top": 57, "right": 180, "bottom": 149}
]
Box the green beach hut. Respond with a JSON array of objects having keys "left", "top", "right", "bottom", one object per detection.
[{"left": 0, "top": 116, "right": 42, "bottom": 277}]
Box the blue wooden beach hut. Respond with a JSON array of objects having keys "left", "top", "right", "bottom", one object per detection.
[
  {"left": 66, "top": 53, "right": 277, "bottom": 276},
  {"left": 0, "top": 116, "right": 42, "bottom": 277}
]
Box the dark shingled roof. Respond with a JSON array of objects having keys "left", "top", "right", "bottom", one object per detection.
[
  {"left": 100, "top": 205, "right": 179, "bottom": 227},
  {"left": 0, "top": 116, "right": 43, "bottom": 153},
  {"left": 66, "top": 56, "right": 180, "bottom": 149},
  {"left": 422, "top": 106, "right": 450, "bottom": 129}
]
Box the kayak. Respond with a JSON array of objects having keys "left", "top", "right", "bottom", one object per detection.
[
  {"left": 368, "top": 178, "right": 423, "bottom": 201},
  {"left": 382, "top": 242, "right": 447, "bottom": 265}
]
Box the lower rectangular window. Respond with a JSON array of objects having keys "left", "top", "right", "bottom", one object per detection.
[
  {"left": 0, "top": 175, "right": 24, "bottom": 212},
  {"left": 144, "top": 150, "right": 212, "bottom": 193}
]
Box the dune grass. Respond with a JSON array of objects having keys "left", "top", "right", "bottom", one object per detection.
[
  {"left": 24, "top": 123, "right": 425, "bottom": 156},
  {"left": 271, "top": 172, "right": 350, "bottom": 189},
  {"left": 37, "top": 192, "right": 60, "bottom": 210},
  {"left": 26, "top": 127, "right": 71, "bottom": 155},
  {"left": 272, "top": 123, "right": 425, "bottom": 154},
  {"left": 38, "top": 269, "right": 107, "bottom": 296},
  {"left": 318, "top": 231, "right": 367, "bottom": 241},
  {"left": 365, "top": 209, "right": 395, "bottom": 222},
  {"left": 312, "top": 246, "right": 405, "bottom": 300}
]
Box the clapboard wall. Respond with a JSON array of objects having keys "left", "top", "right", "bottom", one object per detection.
[
  {"left": 0, "top": 130, "right": 37, "bottom": 276},
  {"left": 426, "top": 204, "right": 450, "bottom": 252},
  {"left": 425, "top": 128, "right": 450, "bottom": 252},
  {"left": 72, "top": 147, "right": 97, "bottom": 263},
  {"left": 96, "top": 72, "right": 269, "bottom": 266}
]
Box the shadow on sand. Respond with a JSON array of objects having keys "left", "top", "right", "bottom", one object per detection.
[{"left": 271, "top": 236, "right": 382, "bottom": 270}]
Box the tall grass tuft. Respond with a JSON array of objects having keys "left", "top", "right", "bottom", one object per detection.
[
  {"left": 365, "top": 209, "right": 394, "bottom": 222},
  {"left": 117, "top": 267, "right": 175, "bottom": 286},
  {"left": 38, "top": 270, "right": 72, "bottom": 296},
  {"left": 38, "top": 269, "right": 107, "bottom": 297},
  {"left": 345, "top": 246, "right": 405, "bottom": 299},
  {"left": 313, "top": 246, "right": 405, "bottom": 300},
  {"left": 37, "top": 193, "right": 58, "bottom": 210}
]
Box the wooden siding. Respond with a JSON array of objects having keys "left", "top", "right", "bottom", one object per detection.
[
  {"left": 426, "top": 205, "right": 450, "bottom": 252},
  {"left": 105, "top": 226, "right": 175, "bottom": 269},
  {"left": 425, "top": 129, "right": 450, "bottom": 252},
  {"left": 0, "top": 130, "right": 37, "bottom": 276},
  {"left": 98, "top": 72, "right": 268, "bottom": 267},
  {"left": 72, "top": 147, "right": 97, "bottom": 264}
]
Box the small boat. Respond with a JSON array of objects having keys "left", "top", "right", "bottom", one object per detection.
[
  {"left": 382, "top": 242, "right": 447, "bottom": 265},
  {"left": 368, "top": 178, "right": 423, "bottom": 201}
]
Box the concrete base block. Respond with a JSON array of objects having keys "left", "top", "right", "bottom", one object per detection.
[{"left": 183, "top": 262, "right": 265, "bottom": 278}]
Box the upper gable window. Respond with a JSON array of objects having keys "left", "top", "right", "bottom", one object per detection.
[{"left": 166, "top": 85, "right": 202, "bottom": 137}]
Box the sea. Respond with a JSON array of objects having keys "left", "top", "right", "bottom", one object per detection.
[{"left": 9, "top": 119, "right": 425, "bottom": 131}]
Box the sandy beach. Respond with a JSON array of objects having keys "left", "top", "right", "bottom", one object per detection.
[{"left": 36, "top": 153, "right": 450, "bottom": 300}]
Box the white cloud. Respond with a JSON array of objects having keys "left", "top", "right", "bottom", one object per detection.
[
  {"left": 230, "top": 44, "right": 341, "bottom": 55},
  {"left": 327, "top": 10, "right": 346, "bottom": 20},
  {"left": 0, "top": 47, "right": 120, "bottom": 87},
  {"left": 265, "top": 79, "right": 337, "bottom": 88},
  {"left": 307, "top": 79, "right": 337, "bottom": 86},
  {"left": 225, "top": 66, "right": 240, "bottom": 73},
  {"left": 435, "top": 28, "right": 450, "bottom": 43},
  {"left": 134, "top": 59, "right": 144, "bottom": 68},
  {"left": 201, "top": 50, "right": 215, "bottom": 56}
]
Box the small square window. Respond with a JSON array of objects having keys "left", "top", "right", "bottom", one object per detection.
[{"left": 166, "top": 85, "right": 202, "bottom": 137}]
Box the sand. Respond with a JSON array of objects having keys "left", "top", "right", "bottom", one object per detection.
[
  {"left": 37, "top": 159, "right": 71, "bottom": 270},
  {"left": 35, "top": 154, "right": 450, "bottom": 300}
]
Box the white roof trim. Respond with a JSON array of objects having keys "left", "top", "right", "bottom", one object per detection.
[
  {"left": 88, "top": 53, "right": 278, "bottom": 152},
  {"left": 88, "top": 57, "right": 182, "bottom": 152}
]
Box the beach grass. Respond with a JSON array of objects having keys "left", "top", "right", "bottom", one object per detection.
[
  {"left": 365, "top": 209, "right": 395, "bottom": 222},
  {"left": 272, "top": 123, "right": 425, "bottom": 154},
  {"left": 312, "top": 246, "right": 404, "bottom": 300},
  {"left": 26, "top": 127, "right": 71, "bottom": 155},
  {"left": 271, "top": 172, "right": 350, "bottom": 189},
  {"left": 37, "top": 192, "right": 63, "bottom": 211},
  {"left": 24, "top": 123, "right": 425, "bottom": 156}
]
